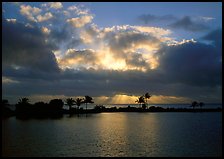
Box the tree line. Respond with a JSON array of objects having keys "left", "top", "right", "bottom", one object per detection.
[
  {"left": 2, "top": 92, "right": 212, "bottom": 119},
  {"left": 2, "top": 96, "right": 94, "bottom": 118}
]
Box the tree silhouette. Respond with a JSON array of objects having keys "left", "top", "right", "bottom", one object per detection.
[
  {"left": 18, "top": 97, "right": 30, "bottom": 105},
  {"left": 49, "top": 99, "right": 64, "bottom": 110},
  {"left": 144, "top": 92, "right": 152, "bottom": 107},
  {"left": 135, "top": 96, "right": 145, "bottom": 108},
  {"left": 191, "top": 101, "right": 198, "bottom": 109},
  {"left": 16, "top": 97, "right": 31, "bottom": 113},
  {"left": 74, "top": 98, "right": 83, "bottom": 109},
  {"left": 65, "top": 98, "right": 75, "bottom": 111},
  {"left": 83, "top": 96, "right": 94, "bottom": 111}
]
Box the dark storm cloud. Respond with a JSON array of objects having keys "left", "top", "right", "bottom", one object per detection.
[
  {"left": 2, "top": 18, "right": 60, "bottom": 73},
  {"left": 202, "top": 28, "right": 222, "bottom": 48},
  {"left": 138, "top": 14, "right": 177, "bottom": 24},
  {"left": 3, "top": 66, "right": 60, "bottom": 81},
  {"left": 3, "top": 68, "right": 155, "bottom": 97},
  {"left": 156, "top": 41, "right": 222, "bottom": 87},
  {"left": 4, "top": 55, "right": 221, "bottom": 102},
  {"left": 169, "top": 16, "right": 209, "bottom": 32},
  {"left": 3, "top": 65, "right": 221, "bottom": 103}
]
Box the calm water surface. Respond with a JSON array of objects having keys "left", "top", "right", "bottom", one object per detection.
[{"left": 2, "top": 112, "right": 222, "bottom": 157}]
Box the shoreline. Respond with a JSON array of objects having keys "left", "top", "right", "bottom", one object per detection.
[{"left": 2, "top": 106, "right": 222, "bottom": 119}]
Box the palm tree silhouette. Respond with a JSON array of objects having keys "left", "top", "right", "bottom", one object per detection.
[
  {"left": 144, "top": 92, "right": 152, "bottom": 107},
  {"left": 74, "top": 98, "right": 83, "bottom": 110},
  {"left": 18, "top": 98, "right": 29, "bottom": 105},
  {"left": 135, "top": 96, "right": 145, "bottom": 108},
  {"left": 191, "top": 101, "right": 198, "bottom": 109},
  {"left": 83, "top": 96, "right": 94, "bottom": 111},
  {"left": 66, "top": 98, "right": 75, "bottom": 111}
]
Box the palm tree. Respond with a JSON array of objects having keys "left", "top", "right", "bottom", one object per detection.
[
  {"left": 16, "top": 97, "right": 30, "bottom": 113},
  {"left": 191, "top": 101, "right": 198, "bottom": 109},
  {"left": 135, "top": 96, "right": 145, "bottom": 108},
  {"left": 83, "top": 96, "right": 94, "bottom": 111},
  {"left": 18, "top": 97, "right": 29, "bottom": 105},
  {"left": 66, "top": 98, "right": 75, "bottom": 111},
  {"left": 74, "top": 98, "right": 84, "bottom": 110},
  {"left": 144, "top": 92, "right": 152, "bottom": 107}
]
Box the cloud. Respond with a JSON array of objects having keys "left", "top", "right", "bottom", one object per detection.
[
  {"left": 2, "top": 18, "right": 60, "bottom": 73},
  {"left": 199, "top": 16, "right": 215, "bottom": 22},
  {"left": 156, "top": 41, "right": 222, "bottom": 87},
  {"left": 36, "top": 12, "right": 53, "bottom": 22},
  {"left": 169, "top": 16, "right": 209, "bottom": 32},
  {"left": 41, "top": 26, "right": 51, "bottom": 35},
  {"left": 58, "top": 49, "right": 98, "bottom": 69},
  {"left": 67, "top": 15, "right": 93, "bottom": 28},
  {"left": 78, "top": 24, "right": 100, "bottom": 44},
  {"left": 2, "top": 76, "right": 19, "bottom": 84},
  {"left": 20, "top": 4, "right": 42, "bottom": 22},
  {"left": 131, "top": 26, "right": 172, "bottom": 37},
  {"left": 20, "top": 4, "right": 54, "bottom": 23},
  {"left": 2, "top": 3, "right": 222, "bottom": 104},
  {"left": 41, "top": 2, "right": 63, "bottom": 10},
  {"left": 54, "top": 24, "right": 173, "bottom": 71},
  {"left": 100, "top": 25, "right": 166, "bottom": 70},
  {"left": 6, "top": 18, "right": 17, "bottom": 23},
  {"left": 138, "top": 14, "right": 177, "bottom": 24},
  {"left": 67, "top": 5, "right": 89, "bottom": 15},
  {"left": 202, "top": 28, "right": 222, "bottom": 48},
  {"left": 48, "top": 2, "right": 63, "bottom": 9}
]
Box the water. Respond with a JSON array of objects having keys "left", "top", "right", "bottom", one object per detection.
[{"left": 2, "top": 112, "right": 222, "bottom": 157}]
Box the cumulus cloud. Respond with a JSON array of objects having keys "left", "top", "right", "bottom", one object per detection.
[
  {"left": 99, "top": 25, "right": 167, "bottom": 70},
  {"left": 54, "top": 24, "right": 173, "bottom": 71},
  {"left": 36, "top": 12, "right": 53, "bottom": 22},
  {"left": 58, "top": 49, "right": 98, "bottom": 69},
  {"left": 41, "top": 26, "right": 51, "bottom": 35},
  {"left": 41, "top": 2, "right": 63, "bottom": 10},
  {"left": 67, "top": 15, "right": 93, "bottom": 28},
  {"left": 169, "top": 16, "right": 209, "bottom": 32},
  {"left": 20, "top": 4, "right": 41, "bottom": 22},
  {"left": 48, "top": 2, "right": 63, "bottom": 9},
  {"left": 67, "top": 5, "right": 89, "bottom": 15},
  {"left": 2, "top": 18, "right": 60, "bottom": 73},
  {"left": 20, "top": 4, "right": 54, "bottom": 23}
]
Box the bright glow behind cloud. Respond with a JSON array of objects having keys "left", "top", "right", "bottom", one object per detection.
[{"left": 3, "top": 2, "right": 220, "bottom": 104}]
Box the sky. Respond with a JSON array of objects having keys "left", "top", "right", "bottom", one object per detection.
[{"left": 2, "top": 2, "right": 222, "bottom": 104}]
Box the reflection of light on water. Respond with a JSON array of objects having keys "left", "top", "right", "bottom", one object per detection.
[
  {"left": 2, "top": 112, "right": 222, "bottom": 157},
  {"left": 95, "top": 113, "right": 128, "bottom": 156},
  {"left": 95, "top": 113, "right": 160, "bottom": 157}
]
